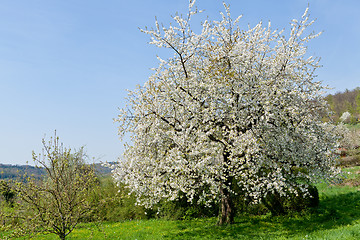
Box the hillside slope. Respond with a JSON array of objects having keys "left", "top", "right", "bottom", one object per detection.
[
  {"left": 0, "top": 163, "right": 112, "bottom": 180},
  {"left": 325, "top": 87, "right": 360, "bottom": 123}
]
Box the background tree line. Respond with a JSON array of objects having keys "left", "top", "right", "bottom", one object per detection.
[
  {"left": 325, "top": 87, "right": 360, "bottom": 123},
  {"left": 0, "top": 164, "right": 44, "bottom": 181},
  {"left": 0, "top": 163, "right": 112, "bottom": 181}
]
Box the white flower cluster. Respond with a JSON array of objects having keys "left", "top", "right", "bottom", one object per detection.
[
  {"left": 114, "top": 1, "right": 340, "bottom": 208},
  {"left": 340, "top": 111, "right": 351, "bottom": 123}
]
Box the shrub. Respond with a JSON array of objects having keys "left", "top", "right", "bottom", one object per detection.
[
  {"left": 88, "top": 177, "right": 147, "bottom": 222},
  {"left": 262, "top": 184, "right": 319, "bottom": 216},
  {"left": 152, "top": 194, "right": 218, "bottom": 220}
]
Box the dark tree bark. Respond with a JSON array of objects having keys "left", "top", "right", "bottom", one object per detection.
[
  {"left": 60, "top": 232, "right": 65, "bottom": 240},
  {"left": 218, "top": 184, "right": 235, "bottom": 225},
  {"left": 218, "top": 150, "right": 235, "bottom": 225}
]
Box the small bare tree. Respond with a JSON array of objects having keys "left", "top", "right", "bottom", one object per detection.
[{"left": 15, "top": 132, "right": 97, "bottom": 240}]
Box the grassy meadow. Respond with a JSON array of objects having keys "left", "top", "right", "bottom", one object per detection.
[{"left": 2, "top": 166, "right": 360, "bottom": 240}]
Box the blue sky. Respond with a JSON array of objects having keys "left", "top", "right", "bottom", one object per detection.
[{"left": 0, "top": 0, "right": 359, "bottom": 165}]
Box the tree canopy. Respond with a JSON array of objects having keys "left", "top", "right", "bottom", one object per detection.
[
  {"left": 114, "top": 1, "right": 340, "bottom": 224},
  {"left": 16, "top": 133, "right": 97, "bottom": 239}
]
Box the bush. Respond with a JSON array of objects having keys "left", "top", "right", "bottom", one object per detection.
[
  {"left": 89, "top": 176, "right": 320, "bottom": 221},
  {"left": 151, "top": 183, "right": 319, "bottom": 219},
  {"left": 88, "top": 177, "right": 219, "bottom": 222},
  {"left": 88, "top": 177, "right": 147, "bottom": 222},
  {"left": 0, "top": 180, "right": 16, "bottom": 207},
  {"left": 233, "top": 195, "right": 268, "bottom": 216},
  {"left": 262, "top": 184, "right": 319, "bottom": 216},
  {"left": 152, "top": 194, "right": 218, "bottom": 220}
]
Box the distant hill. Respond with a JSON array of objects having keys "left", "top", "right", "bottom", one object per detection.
[
  {"left": 0, "top": 164, "right": 45, "bottom": 181},
  {"left": 93, "top": 162, "right": 115, "bottom": 176},
  {"left": 0, "top": 162, "right": 113, "bottom": 181},
  {"left": 324, "top": 87, "right": 360, "bottom": 123}
]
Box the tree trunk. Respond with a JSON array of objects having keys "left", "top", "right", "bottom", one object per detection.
[
  {"left": 60, "top": 233, "right": 65, "bottom": 240},
  {"left": 218, "top": 184, "right": 234, "bottom": 225},
  {"left": 59, "top": 231, "right": 66, "bottom": 240},
  {"left": 217, "top": 151, "right": 235, "bottom": 225}
]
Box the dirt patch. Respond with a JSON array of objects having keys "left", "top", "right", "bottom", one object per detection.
[
  {"left": 338, "top": 155, "right": 360, "bottom": 167},
  {"left": 337, "top": 179, "right": 360, "bottom": 187}
]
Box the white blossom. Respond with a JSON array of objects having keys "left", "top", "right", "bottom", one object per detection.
[
  {"left": 114, "top": 1, "right": 340, "bottom": 215},
  {"left": 340, "top": 111, "right": 351, "bottom": 123}
]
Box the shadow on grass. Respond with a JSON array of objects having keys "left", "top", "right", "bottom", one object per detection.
[
  {"left": 163, "top": 190, "right": 360, "bottom": 239},
  {"left": 281, "top": 190, "right": 360, "bottom": 232}
]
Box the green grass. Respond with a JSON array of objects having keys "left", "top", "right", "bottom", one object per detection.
[{"left": 2, "top": 167, "right": 360, "bottom": 239}]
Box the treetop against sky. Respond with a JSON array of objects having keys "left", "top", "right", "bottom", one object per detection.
[{"left": 0, "top": 0, "right": 359, "bottom": 165}]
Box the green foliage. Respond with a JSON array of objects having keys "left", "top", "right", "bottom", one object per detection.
[
  {"left": 357, "top": 90, "right": 360, "bottom": 115},
  {"left": 148, "top": 183, "right": 318, "bottom": 220},
  {"left": 150, "top": 194, "right": 218, "bottom": 220},
  {"left": 0, "top": 180, "right": 16, "bottom": 207},
  {"left": 262, "top": 184, "right": 319, "bottom": 216},
  {"left": 87, "top": 177, "right": 147, "bottom": 222},
  {"left": 0, "top": 167, "right": 360, "bottom": 240},
  {"left": 3, "top": 167, "right": 360, "bottom": 240},
  {"left": 0, "top": 199, "right": 20, "bottom": 234},
  {"left": 87, "top": 175, "right": 320, "bottom": 223},
  {"left": 88, "top": 178, "right": 217, "bottom": 222},
  {"left": 325, "top": 87, "right": 360, "bottom": 123},
  {"left": 0, "top": 164, "right": 45, "bottom": 181},
  {"left": 2, "top": 181, "right": 360, "bottom": 239},
  {"left": 0, "top": 180, "right": 19, "bottom": 232},
  {"left": 11, "top": 133, "right": 98, "bottom": 240}
]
